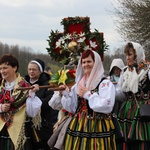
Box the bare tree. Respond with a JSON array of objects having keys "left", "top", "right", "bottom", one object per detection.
[{"left": 112, "top": 0, "right": 150, "bottom": 60}]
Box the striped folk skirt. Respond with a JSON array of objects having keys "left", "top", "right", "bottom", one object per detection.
[
  {"left": 63, "top": 110, "right": 116, "bottom": 150},
  {"left": 117, "top": 98, "right": 150, "bottom": 150}
]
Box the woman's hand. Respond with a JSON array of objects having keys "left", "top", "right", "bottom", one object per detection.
[
  {"left": 59, "top": 84, "right": 69, "bottom": 96},
  {"left": 78, "top": 86, "right": 88, "bottom": 98},
  {"left": 29, "top": 84, "right": 39, "bottom": 93},
  {"left": 1, "top": 103, "right": 10, "bottom": 112}
]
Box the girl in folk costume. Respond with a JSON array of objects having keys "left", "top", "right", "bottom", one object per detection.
[
  {"left": 0, "top": 54, "right": 42, "bottom": 150},
  {"left": 108, "top": 58, "right": 125, "bottom": 84},
  {"left": 116, "top": 42, "right": 150, "bottom": 149},
  {"left": 49, "top": 50, "right": 116, "bottom": 150},
  {"left": 108, "top": 59, "right": 125, "bottom": 145}
]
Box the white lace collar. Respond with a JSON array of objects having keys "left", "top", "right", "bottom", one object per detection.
[{"left": 5, "top": 80, "right": 16, "bottom": 91}]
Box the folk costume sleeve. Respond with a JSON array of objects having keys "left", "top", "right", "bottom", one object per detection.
[
  {"left": 26, "top": 91, "right": 42, "bottom": 117},
  {"left": 83, "top": 79, "right": 115, "bottom": 114},
  {"left": 61, "top": 85, "right": 78, "bottom": 113},
  {"left": 48, "top": 91, "right": 62, "bottom": 110},
  {"left": 115, "top": 71, "right": 126, "bottom": 101}
]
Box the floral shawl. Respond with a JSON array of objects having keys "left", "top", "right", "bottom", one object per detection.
[{"left": 0, "top": 73, "right": 29, "bottom": 149}]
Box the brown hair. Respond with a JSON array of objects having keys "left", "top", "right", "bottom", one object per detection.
[
  {"left": 124, "top": 42, "right": 137, "bottom": 59},
  {"left": 81, "top": 50, "right": 95, "bottom": 63},
  {"left": 0, "top": 54, "right": 19, "bottom": 72}
]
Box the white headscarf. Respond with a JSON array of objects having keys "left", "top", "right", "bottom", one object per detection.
[
  {"left": 121, "top": 42, "right": 146, "bottom": 93},
  {"left": 109, "top": 58, "right": 125, "bottom": 75},
  {"left": 75, "top": 50, "right": 104, "bottom": 93},
  {"left": 131, "top": 42, "right": 145, "bottom": 65}
]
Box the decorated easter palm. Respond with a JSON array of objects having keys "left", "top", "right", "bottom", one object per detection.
[{"left": 47, "top": 16, "right": 107, "bottom": 86}]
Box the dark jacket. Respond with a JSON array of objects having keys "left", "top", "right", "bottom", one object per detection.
[{"left": 25, "top": 72, "right": 58, "bottom": 149}]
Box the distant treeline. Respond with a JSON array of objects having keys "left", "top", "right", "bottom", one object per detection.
[
  {"left": 0, "top": 42, "right": 62, "bottom": 76},
  {"left": 0, "top": 42, "right": 126, "bottom": 77}
]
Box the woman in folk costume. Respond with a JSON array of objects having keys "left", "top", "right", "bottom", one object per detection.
[
  {"left": 115, "top": 42, "right": 150, "bottom": 149},
  {"left": 49, "top": 49, "right": 116, "bottom": 150},
  {"left": 0, "top": 54, "right": 42, "bottom": 150}
]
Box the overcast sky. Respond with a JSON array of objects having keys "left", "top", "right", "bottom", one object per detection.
[{"left": 0, "top": 0, "right": 123, "bottom": 54}]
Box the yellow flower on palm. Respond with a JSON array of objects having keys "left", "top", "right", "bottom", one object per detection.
[{"left": 58, "top": 69, "right": 69, "bottom": 84}]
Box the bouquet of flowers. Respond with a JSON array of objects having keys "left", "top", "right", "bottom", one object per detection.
[{"left": 50, "top": 68, "right": 76, "bottom": 86}]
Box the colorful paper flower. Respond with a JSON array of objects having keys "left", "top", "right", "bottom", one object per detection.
[{"left": 50, "top": 68, "right": 76, "bottom": 85}]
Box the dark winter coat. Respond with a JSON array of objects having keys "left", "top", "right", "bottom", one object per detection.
[{"left": 25, "top": 72, "right": 58, "bottom": 150}]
